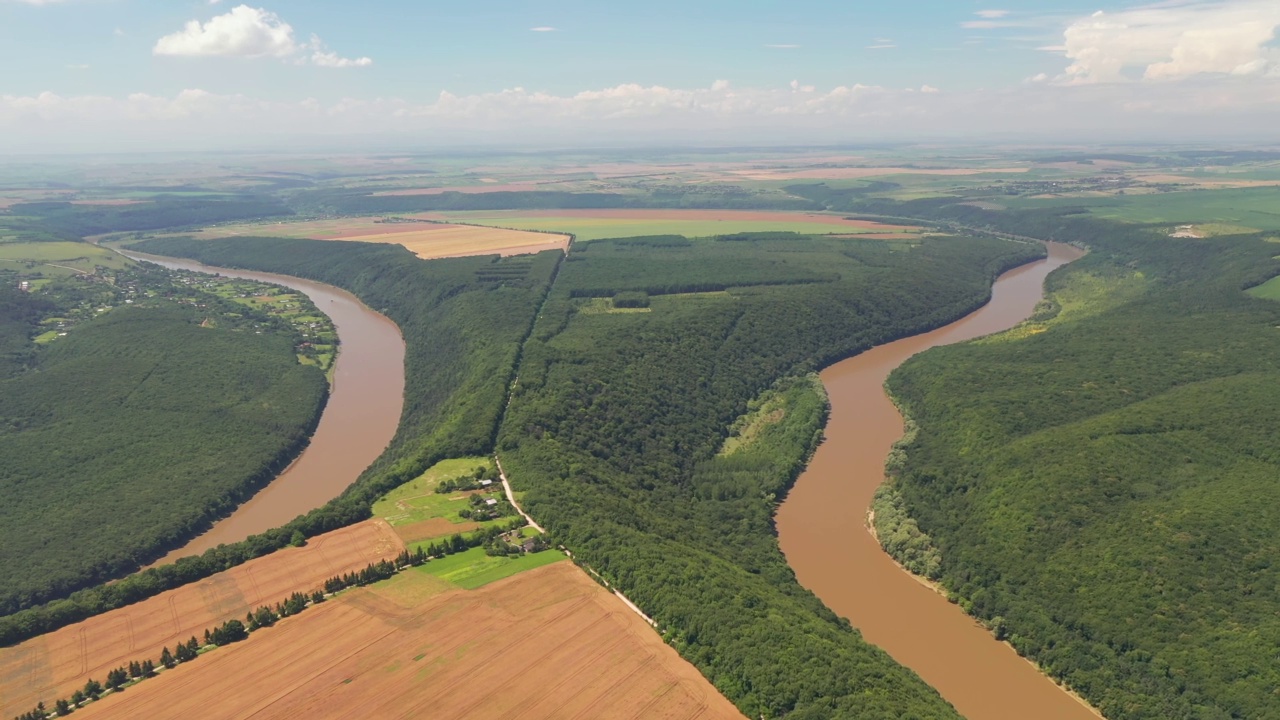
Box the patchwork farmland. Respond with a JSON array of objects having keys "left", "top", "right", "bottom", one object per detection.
[
  {"left": 73, "top": 562, "right": 746, "bottom": 720},
  {"left": 0, "top": 521, "right": 404, "bottom": 718}
]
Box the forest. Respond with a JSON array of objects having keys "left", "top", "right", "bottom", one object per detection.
[
  {"left": 823, "top": 198, "right": 1280, "bottom": 719},
  {"left": 292, "top": 188, "right": 822, "bottom": 215},
  {"left": 8, "top": 197, "right": 293, "bottom": 238},
  {"left": 496, "top": 232, "right": 1042, "bottom": 718},
  {"left": 0, "top": 237, "right": 560, "bottom": 647},
  {"left": 0, "top": 299, "right": 327, "bottom": 616}
]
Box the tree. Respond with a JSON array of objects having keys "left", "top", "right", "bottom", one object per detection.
[
  {"left": 142, "top": 659, "right": 156, "bottom": 677},
  {"left": 160, "top": 646, "right": 175, "bottom": 669},
  {"left": 55, "top": 699, "right": 71, "bottom": 716},
  {"left": 105, "top": 666, "right": 127, "bottom": 691},
  {"left": 70, "top": 690, "right": 85, "bottom": 706},
  {"left": 289, "top": 529, "right": 307, "bottom": 547},
  {"left": 83, "top": 678, "right": 102, "bottom": 700}
]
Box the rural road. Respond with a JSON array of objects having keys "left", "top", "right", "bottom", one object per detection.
[{"left": 493, "top": 455, "right": 545, "bottom": 533}]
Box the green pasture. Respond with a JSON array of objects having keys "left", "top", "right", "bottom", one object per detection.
[
  {"left": 0, "top": 241, "right": 132, "bottom": 276},
  {"left": 1246, "top": 276, "right": 1280, "bottom": 301},
  {"left": 413, "top": 546, "right": 567, "bottom": 590},
  {"left": 1006, "top": 187, "right": 1280, "bottom": 231},
  {"left": 432, "top": 213, "right": 905, "bottom": 242},
  {"left": 371, "top": 456, "right": 496, "bottom": 527}
]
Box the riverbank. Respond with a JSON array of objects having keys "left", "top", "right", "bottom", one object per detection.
[
  {"left": 121, "top": 250, "right": 406, "bottom": 564},
  {"left": 776, "top": 242, "right": 1100, "bottom": 720}
]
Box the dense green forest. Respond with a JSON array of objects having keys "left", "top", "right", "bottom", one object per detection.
[
  {"left": 496, "top": 232, "right": 1041, "bottom": 718},
  {"left": 821, "top": 199, "right": 1280, "bottom": 718},
  {"left": 292, "top": 188, "right": 821, "bottom": 215},
  {"left": 9, "top": 197, "right": 293, "bottom": 238},
  {"left": 0, "top": 299, "right": 327, "bottom": 615},
  {"left": 0, "top": 237, "right": 560, "bottom": 648}
]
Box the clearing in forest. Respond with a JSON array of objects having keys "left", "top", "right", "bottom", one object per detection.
[
  {"left": 73, "top": 562, "right": 746, "bottom": 720},
  {"left": 174, "top": 216, "right": 568, "bottom": 259},
  {"left": 428, "top": 209, "right": 923, "bottom": 242},
  {"left": 370, "top": 457, "right": 512, "bottom": 545},
  {"left": 0, "top": 520, "right": 404, "bottom": 718}
]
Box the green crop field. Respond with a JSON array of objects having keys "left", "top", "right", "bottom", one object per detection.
[
  {"left": 1007, "top": 186, "right": 1280, "bottom": 231},
  {"left": 1246, "top": 275, "right": 1280, "bottom": 301},
  {"left": 414, "top": 546, "right": 567, "bottom": 589},
  {"left": 432, "top": 213, "right": 910, "bottom": 242},
  {"left": 0, "top": 241, "right": 132, "bottom": 276}
]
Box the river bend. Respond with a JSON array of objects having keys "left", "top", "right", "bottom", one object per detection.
[
  {"left": 776, "top": 242, "right": 1098, "bottom": 720},
  {"left": 123, "top": 252, "right": 406, "bottom": 565}
]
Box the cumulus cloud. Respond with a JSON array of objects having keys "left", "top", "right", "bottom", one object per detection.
[
  {"left": 1060, "top": 0, "right": 1280, "bottom": 83},
  {"left": 530, "top": 26, "right": 557, "bottom": 32},
  {"left": 154, "top": 5, "right": 371, "bottom": 67}
]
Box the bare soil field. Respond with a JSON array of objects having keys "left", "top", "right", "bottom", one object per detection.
[
  {"left": 0, "top": 520, "right": 404, "bottom": 717},
  {"left": 75, "top": 562, "right": 746, "bottom": 720},
  {"left": 182, "top": 217, "right": 569, "bottom": 259},
  {"left": 391, "top": 517, "right": 481, "bottom": 544}
]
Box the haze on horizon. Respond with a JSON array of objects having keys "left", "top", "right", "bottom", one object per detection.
[{"left": 1, "top": 0, "right": 1279, "bottom": 153}]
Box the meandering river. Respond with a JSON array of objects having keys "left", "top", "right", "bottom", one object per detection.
[
  {"left": 122, "top": 251, "right": 406, "bottom": 565},
  {"left": 776, "top": 242, "right": 1099, "bottom": 720}
]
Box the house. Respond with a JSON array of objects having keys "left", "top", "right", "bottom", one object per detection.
[
  {"left": 479, "top": 479, "right": 493, "bottom": 487},
  {"left": 484, "top": 498, "right": 498, "bottom": 507}
]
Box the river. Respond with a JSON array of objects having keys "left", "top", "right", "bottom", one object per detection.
[
  {"left": 776, "top": 242, "right": 1099, "bottom": 720},
  {"left": 122, "top": 251, "right": 406, "bottom": 565}
]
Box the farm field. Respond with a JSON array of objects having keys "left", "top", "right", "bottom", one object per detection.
[
  {"left": 428, "top": 209, "right": 923, "bottom": 242},
  {"left": 0, "top": 241, "right": 131, "bottom": 277},
  {"left": 1006, "top": 186, "right": 1280, "bottom": 231},
  {"left": 174, "top": 216, "right": 569, "bottom": 259},
  {"left": 74, "top": 562, "right": 746, "bottom": 720},
  {"left": 0, "top": 520, "right": 404, "bottom": 718}
]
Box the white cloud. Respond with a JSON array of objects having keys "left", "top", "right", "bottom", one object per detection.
[
  {"left": 976, "top": 10, "right": 1010, "bottom": 19},
  {"left": 920, "top": 84, "right": 940, "bottom": 93},
  {"left": 867, "top": 44, "right": 896, "bottom": 50},
  {"left": 5, "top": 0, "right": 67, "bottom": 4},
  {"left": 155, "top": 5, "right": 298, "bottom": 58},
  {"left": 530, "top": 26, "right": 557, "bottom": 32},
  {"left": 1060, "top": 0, "right": 1280, "bottom": 83},
  {"left": 154, "top": 5, "right": 370, "bottom": 67},
  {"left": 765, "top": 44, "right": 800, "bottom": 49},
  {"left": 4, "top": 77, "right": 1280, "bottom": 152}
]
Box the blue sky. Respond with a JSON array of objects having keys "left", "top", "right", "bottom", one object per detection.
[{"left": 1, "top": 0, "right": 1278, "bottom": 151}]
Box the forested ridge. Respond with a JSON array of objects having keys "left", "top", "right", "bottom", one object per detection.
[
  {"left": 0, "top": 291, "right": 328, "bottom": 616},
  {"left": 826, "top": 197, "right": 1280, "bottom": 719},
  {"left": 496, "top": 232, "right": 1042, "bottom": 718},
  {"left": 0, "top": 237, "right": 560, "bottom": 648}
]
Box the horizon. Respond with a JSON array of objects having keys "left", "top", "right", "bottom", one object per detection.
[{"left": 3, "top": 0, "right": 1279, "bottom": 153}]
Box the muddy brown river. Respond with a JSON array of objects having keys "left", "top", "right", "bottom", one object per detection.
[
  {"left": 776, "top": 242, "right": 1098, "bottom": 720},
  {"left": 123, "top": 252, "right": 406, "bottom": 565}
]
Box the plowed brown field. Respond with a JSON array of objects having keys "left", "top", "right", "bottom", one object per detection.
[
  {"left": 180, "top": 217, "right": 568, "bottom": 260},
  {"left": 74, "top": 562, "right": 745, "bottom": 720},
  {"left": 0, "top": 520, "right": 404, "bottom": 717}
]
